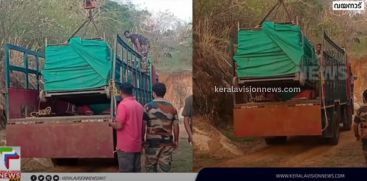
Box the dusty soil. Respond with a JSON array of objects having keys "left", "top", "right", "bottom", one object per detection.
[
  {"left": 351, "top": 57, "right": 367, "bottom": 104},
  {"left": 194, "top": 116, "right": 366, "bottom": 171},
  {"left": 159, "top": 71, "right": 192, "bottom": 112}
]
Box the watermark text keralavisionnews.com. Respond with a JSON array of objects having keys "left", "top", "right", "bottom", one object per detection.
[
  {"left": 214, "top": 86, "right": 301, "bottom": 93},
  {"left": 333, "top": 1, "right": 365, "bottom": 11},
  {"left": 275, "top": 173, "right": 345, "bottom": 179}
]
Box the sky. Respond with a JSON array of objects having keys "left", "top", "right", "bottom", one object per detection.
[{"left": 114, "top": 0, "right": 192, "bottom": 22}]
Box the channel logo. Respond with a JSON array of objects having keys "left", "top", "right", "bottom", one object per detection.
[{"left": 0, "top": 147, "right": 21, "bottom": 180}]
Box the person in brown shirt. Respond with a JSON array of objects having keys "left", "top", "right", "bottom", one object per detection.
[{"left": 353, "top": 89, "right": 367, "bottom": 165}]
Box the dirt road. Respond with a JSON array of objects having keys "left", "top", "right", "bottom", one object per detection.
[
  {"left": 46, "top": 139, "right": 191, "bottom": 172},
  {"left": 19, "top": 136, "right": 192, "bottom": 172},
  {"left": 219, "top": 132, "right": 365, "bottom": 167},
  {"left": 194, "top": 118, "right": 366, "bottom": 170}
]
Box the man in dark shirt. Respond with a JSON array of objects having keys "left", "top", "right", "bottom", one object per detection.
[
  {"left": 124, "top": 31, "right": 150, "bottom": 57},
  {"left": 353, "top": 89, "right": 367, "bottom": 165},
  {"left": 124, "top": 31, "right": 150, "bottom": 71}
]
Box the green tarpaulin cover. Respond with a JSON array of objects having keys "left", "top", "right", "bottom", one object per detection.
[
  {"left": 234, "top": 21, "right": 319, "bottom": 79},
  {"left": 43, "top": 37, "right": 111, "bottom": 91}
]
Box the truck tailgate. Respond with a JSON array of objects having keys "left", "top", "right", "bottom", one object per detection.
[
  {"left": 234, "top": 103, "right": 322, "bottom": 137},
  {"left": 6, "top": 116, "right": 114, "bottom": 158}
]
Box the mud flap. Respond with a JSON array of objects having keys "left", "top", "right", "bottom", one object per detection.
[
  {"left": 6, "top": 121, "right": 114, "bottom": 158},
  {"left": 234, "top": 104, "right": 322, "bottom": 137},
  {"left": 322, "top": 109, "right": 340, "bottom": 145}
]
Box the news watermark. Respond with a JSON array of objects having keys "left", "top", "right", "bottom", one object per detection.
[
  {"left": 214, "top": 86, "right": 301, "bottom": 93},
  {"left": 0, "top": 147, "right": 21, "bottom": 181},
  {"left": 300, "top": 65, "right": 348, "bottom": 81},
  {"left": 275, "top": 173, "right": 345, "bottom": 179},
  {"left": 333, "top": 1, "right": 365, "bottom": 11}
]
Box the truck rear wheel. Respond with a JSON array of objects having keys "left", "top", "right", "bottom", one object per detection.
[
  {"left": 326, "top": 111, "right": 340, "bottom": 145},
  {"left": 51, "top": 158, "right": 79, "bottom": 166},
  {"left": 341, "top": 106, "right": 352, "bottom": 131},
  {"left": 0, "top": 110, "right": 6, "bottom": 129},
  {"left": 265, "top": 136, "right": 287, "bottom": 145}
]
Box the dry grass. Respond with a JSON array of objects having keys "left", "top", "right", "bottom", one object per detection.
[
  {"left": 193, "top": 11, "right": 236, "bottom": 126},
  {"left": 160, "top": 71, "right": 192, "bottom": 110}
]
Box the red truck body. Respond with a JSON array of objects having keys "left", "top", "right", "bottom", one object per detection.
[{"left": 4, "top": 36, "right": 158, "bottom": 158}]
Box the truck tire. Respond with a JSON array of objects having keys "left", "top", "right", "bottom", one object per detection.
[
  {"left": 265, "top": 136, "right": 287, "bottom": 145},
  {"left": 341, "top": 106, "right": 352, "bottom": 131},
  {"left": 326, "top": 111, "right": 340, "bottom": 145},
  {"left": 0, "top": 110, "right": 6, "bottom": 129},
  {"left": 51, "top": 158, "right": 79, "bottom": 166}
]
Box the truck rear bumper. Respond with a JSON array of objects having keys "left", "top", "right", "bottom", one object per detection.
[
  {"left": 234, "top": 104, "right": 322, "bottom": 137},
  {"left": 6, "top": 121, "right": 114, "bottom": 158}
]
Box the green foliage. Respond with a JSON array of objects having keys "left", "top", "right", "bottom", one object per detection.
[
  {"left": 155, "top": 29, "right": 192, "bottom": 72},
  {"left": 0, "top": 0, "right": 191, "bottom": 71},
  {"left": 138, "top": 11, "right": 192, "bottom": 72},
  {"left": 0, "top": 0, "right": 191, "bottom": 114}
]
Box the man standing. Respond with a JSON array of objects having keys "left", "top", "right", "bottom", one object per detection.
[
  {"left": 316, "top": 43, "right": 323, "bottom": 65},
  {"left": 124, "top": 30, "right": 150, "bottom": 70},
  {"left": 353, "top": 89, "right": 367, "bottom": 165},
  {"left": 109, "top": 83, "right": 144, "bottom": 172},
  {"left": 124, "top": 30, "right": 150, "bottom": 56},
  {"left": 316, "top": 43, "right": 322, "bottom": 55},
  {"left": 182, "top": 95, "right": 193, "bottom": 144},
  {"left": 143, "top": 83, "right": 179, "bottom": 172}
]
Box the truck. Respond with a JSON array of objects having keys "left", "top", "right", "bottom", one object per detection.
[
  {"left": 3, "top": 35, "right": 158, "bottom": 159},
  {"left": 232, "top": 21, "right": 354, "bottom": 145}
]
